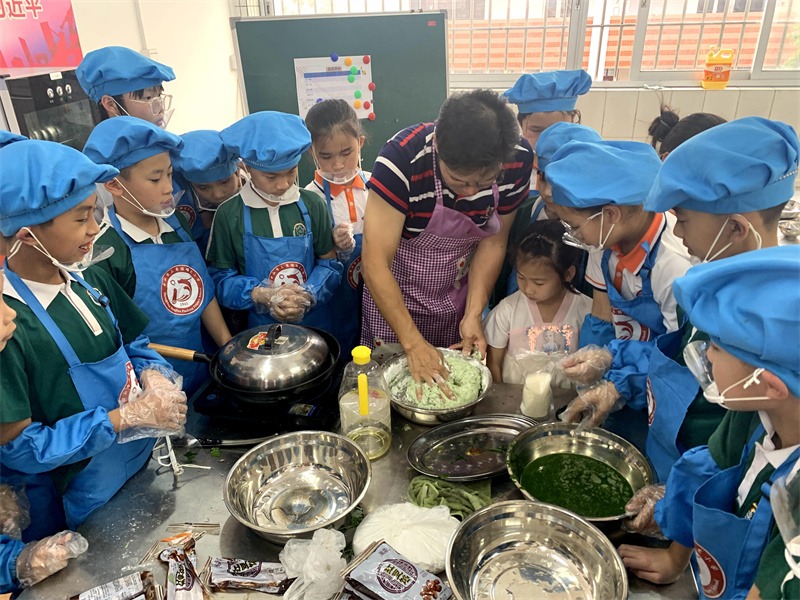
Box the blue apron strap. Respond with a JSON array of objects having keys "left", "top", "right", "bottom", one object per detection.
[
  {"left": 242, "top": 203, "right": 254, "bottom": 235},
  {"left": 165, "top": 213, "right": 193, "bottom": 243},
  {"left": 741, "top": 424, "right": 768, "bottom": 463},
  {"left": 761, "top": 446, "right": 800, "bottom": 500},
  {"left": 297, "top": 198, "right": 313, "bottom": 238},
  {"left": 106, "top": 206, "right": 136, "bottom": 248},
  {"left": 530, "top": 200, "right": 546, "bottom": 225},
  {"left": 2, "top": 262, "right": 83, "bottom": 368},
  {"left": 322, "top": 179, "right": 335, "bottom": 228}
]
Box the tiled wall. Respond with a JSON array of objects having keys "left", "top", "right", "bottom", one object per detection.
[{"left": 579, "top": 87, "right": 800, "bottom": 146}]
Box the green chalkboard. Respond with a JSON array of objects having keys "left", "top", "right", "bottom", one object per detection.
[{"left": 233, "top": 12, "right": 448, "bottom": 184}]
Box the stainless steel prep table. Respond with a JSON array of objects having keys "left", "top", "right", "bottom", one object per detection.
[{"left": 20, "top": 383, "right": 697, "bottom": 599}]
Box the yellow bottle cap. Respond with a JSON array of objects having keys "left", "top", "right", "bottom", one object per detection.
[{"left": 351, "top": 345, "right": 372, "bottom": 365}]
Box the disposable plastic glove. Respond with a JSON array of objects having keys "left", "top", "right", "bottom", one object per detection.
[
  {"left": 16, "top": 531, "right": 88, "bottom": 588},
  {"left": 0, "top": 485, "right": 29, "bottom": 539},
  {"left": 333, "top": 222, "right": 355, "bottom": 261},
  {"left": 559, "top": 344, "right": 613, "bottom": 385},
  {"left": 118, "top": 367, "right": 187, "bottom": 443},
  {"left": 560, "top": 379, "right": 622, "bottom": 428},
  {"left": 623, "top": 484, "right": 666, "bottom": 536},
  {"left": 270, "top": 284, "right": 313, "bottom": 323}
]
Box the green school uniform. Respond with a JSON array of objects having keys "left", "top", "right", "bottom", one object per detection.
[
  {"left": 94, "top": 211, "right": 193, "bottom": 298},
  {"left": 205, "top": 188, "right": 334, "bottom": 272},
  {"left": 708, "top": 411, "right": 799, "bottom": 599},
  {"left": 0, "top": 267, "right": 149, "bottom": 492}
]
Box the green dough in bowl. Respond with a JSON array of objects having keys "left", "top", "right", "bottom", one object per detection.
[{"left": 393, "top": 355, "right": 483, "bottom": 409}]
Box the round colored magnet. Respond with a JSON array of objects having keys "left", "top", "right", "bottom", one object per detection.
[
  {"left": 363, "top": 101, "right": 371, "bottom": 109},
  {"left": 354, "top": 90, "right": 362, "bottom": 99},
  {"left": 344, "top": 57, "right": 353, "bottom": 66},
  {"left": 316, "top": 98, "right": 323, "bottom": 103},
  {"left": 368, "top": 112, "right": 376, "bottom": 121},
  {"left": 350, "top": 66, "right": 358, "bottom": 75},
  {"left": 368, "top": 82, "right": 376, "bottom": 91},
  {"left": 347, "top": 74, "right": 355, "bottom": 83},
  {"left": 354, "top": 100, "right": 362, "bottom": 109},
  {"left": 330, "top": 53, "right": 339, "bottom": 62},
  {"left": 363, "top": 55, "right": 370, "bottom": 64}
]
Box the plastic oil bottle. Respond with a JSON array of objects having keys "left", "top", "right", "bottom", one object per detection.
[
  {"left": 702, "top": 47, "right": 735, "bottom": 90},
  {"left": 338, "top": 346, "right": 391, "bottom": 460}
]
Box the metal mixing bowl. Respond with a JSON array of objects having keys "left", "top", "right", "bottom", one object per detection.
[
  {"left": 217, "top": 324, "right": 330, "bottom": 391},
  {"left": 446, "top": 500, "right": 628, "bottom": 600},
  {"left": 382, "top": 348, "right": 493, "bottom": 425},
  {"left": 506, "top": 422, "right": 654, "bottom": 523},
  {"left": 779, "top": 219, "right": 800, "bottom": 240},
  {"left": 223, "top": 431, "right": 371, "bottom": 544}
]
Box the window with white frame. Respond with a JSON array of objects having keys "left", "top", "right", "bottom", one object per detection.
[{"left": 230, "top": 0, "right": 799, "bottom": 86}]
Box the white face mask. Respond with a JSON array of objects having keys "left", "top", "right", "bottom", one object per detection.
[
  {"left": 702, "top": 368, "right": 770, "bottom": 409},
  {"left": 115, "top": 178, "right": 179, "bottom": 218},
  {"left": 702, "top": 216, "right": 763, "bottom": 263},
  {"left": 8, "top": 226, "right": 115, "bottom": 273},
  {"left": 250, "top": 181, "right": 301, "bottom": 206},
  {"left": 313, "top": 151, "right": 362, "bottom": 185},
  {"left": 113, "top": 98, "right": 173, "bottom": 130},
  {"left": 561, "top": 210, "right": 615, "bottom": 252}
]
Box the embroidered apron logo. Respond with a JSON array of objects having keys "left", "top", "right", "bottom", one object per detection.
[
  {"left": 377, "top": 558, "right": 417, "bottom": 594},
  {"left": 646, "top": 378, "right": 656, "bottom": 425},
  {"left": 293, "top": 222, "right": 307, "bottom": 237},
  {"left": 347, "top": 256, "right": 362, "bottom": 289},
  {"left": 611, "top": 306, "right": 651, "bottom": 341},
  {"left": 176, "top": 203, "right": 197, "bottom": 227},
  {"left": 695, "top": 543, "right": 726, "bottom": 598},
  {"left": 161, "top": 265, "right": 204, "bottom": 315},
  {"left": 269, "top": 261, "right": 308, "bottom": 286}
]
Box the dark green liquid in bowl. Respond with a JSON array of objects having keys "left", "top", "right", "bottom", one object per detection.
[{"left": 520, "top": 453, "right": 634, "bottom": 518}]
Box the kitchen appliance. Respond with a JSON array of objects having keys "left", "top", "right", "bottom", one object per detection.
[{"left": 0, "top": 69, "right": 100, "bottom": 149}]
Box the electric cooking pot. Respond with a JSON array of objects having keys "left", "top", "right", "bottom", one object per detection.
[{"left": 150, "top": 324, "right": 340, "bottom": 405}]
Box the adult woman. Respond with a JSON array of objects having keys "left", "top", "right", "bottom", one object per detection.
[{"left": 361, "top": 89, "right": 533, "bottom": 386}]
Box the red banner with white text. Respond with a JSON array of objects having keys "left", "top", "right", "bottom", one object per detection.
[{"left": 0, "top": 0, "right": 82, "bottom": 71}]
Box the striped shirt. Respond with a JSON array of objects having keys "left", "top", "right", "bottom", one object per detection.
[{"left": 367, "top": 123, "right": 534, "bottom": 238}]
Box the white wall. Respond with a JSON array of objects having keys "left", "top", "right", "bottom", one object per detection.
[{"left": 71, "top": 0, "right": 244, "bottom": 133}]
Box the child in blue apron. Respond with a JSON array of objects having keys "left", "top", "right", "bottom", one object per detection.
[
  {"left": 618, "top": 245, "right": 800, "bottom": 599},
  {"left": 493, "top": 70, "right": 593, "bottom": 306},
  {"left": 303, "top": 99, "right": 369, "bottom": 353},
  {"left": 206, "top": 111, "right": 342, "bottom": 330},
  {"left": 635, "top": 117, "right": 798, "bottom": 483},
  {"left": 547, "top": 140, "right": 693, "bottom": 450},
  {"left": 173, "top": 130, "right": 245, "bottom": 253},
  {"left": 83, "top": 117, "right": 232, "bottom": 397},
  {"left": 0, "top": 140, "right": 187, "bottom": 539},
  {"left": 76, "top": 46, "right": 175, "bottom": 128}
]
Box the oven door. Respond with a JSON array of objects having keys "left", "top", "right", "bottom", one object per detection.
[{"left": 0, "top": 69, "right": 100, "bottom": 150}]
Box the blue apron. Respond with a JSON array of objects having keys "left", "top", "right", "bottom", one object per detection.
[
  {"left": 645, "top": 321, "right": 700, "bottom": 482},
  {"left": 2, "top": 265, "right": 154, "bottom": 531},
  {"left": 242, "top": 199, "right": 333, "bottom": 330},
  {"left": 108, "top": 208, "right": 213, "bottom": 396},
  {"left": 506, "top": 195, "right": 547, "bottom": 296},
  {"left": 600, "top": 237, "right": 666, "bottom": 450},
  {"left": 173, "top": 173, "right": 205, "bottom": 245},
  {"left": 692, "top": 426, "right": 800, "bottom": 599},
  {"left": 322, "top": 173, "right": 366, "bottom": 354}
]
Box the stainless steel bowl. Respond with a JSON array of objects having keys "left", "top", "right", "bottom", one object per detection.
[
  {"left": 217, "top": 324, "right": 329, "bottom": 391},
  {"left": 223, "top": 431, "right": 371, "bottom": 544},
  {"left": 506, "top": 422, "right": 654, "bottom": 523},
  {"left": 382, "top": 349, "right": 492, "bottom": 426},
  {"left": 446, "top": 500, "right": 628, "bottom": 600},
  {"left": 779, "top": 219, "right": 800, "bottom": 240}
]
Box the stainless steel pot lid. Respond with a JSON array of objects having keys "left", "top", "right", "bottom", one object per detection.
[{"left": 217, "top": 324, "right": 329, "bottom": 391}]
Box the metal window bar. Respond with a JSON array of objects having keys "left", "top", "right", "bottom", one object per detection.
[
  {"left": 486, "top": 0, "right": 493, "bottom": 72},
  {"left": 521, "top": 0, "right": 531, "bottom": 73},
  {"left": 774, "top": 0, "right": 794, "bottom": 68},
  {"left": 733, "top": 0, "right": 753, "bottom": 67},
  {"left": 717, "top": 0, "right": 730, "bottom": 62},
  {"left": 612, "top": 1, "right": 630, "bottom": 79},
  {"left": 651, "top": 0, "right": 668, "bottom": 70},
  {"left": 593, "top": 0, "right": 610, "bottom": 80},
  {"left": 504, "top": 0, "right": 511, "bottom": 71},
  {"left": 692, "top": 1, "right": 711, "bottom": 69},
  {"left": 673, "top": 0, "right": 692, "bottom": 69},
  {"left": 560, "top": 0, "right": 569, "bottom": 70}
]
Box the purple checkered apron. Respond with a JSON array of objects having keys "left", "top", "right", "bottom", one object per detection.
[{"left": 362, "top": 150, "right": 501, "bottom": 349}]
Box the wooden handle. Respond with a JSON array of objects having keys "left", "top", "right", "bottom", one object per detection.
[{"left": 148, "top": 343, "right": 210, "bottom": 363}]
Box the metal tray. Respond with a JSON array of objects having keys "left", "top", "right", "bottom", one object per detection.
[{"left": 406, "top": 414, "right": 537, "bottom": 482}]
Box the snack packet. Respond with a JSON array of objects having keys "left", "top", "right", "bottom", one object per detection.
[
  {"left": 69, "top": 571, "right": 157, "bottom": 600},
  {"left": 159, "top": 539, "right": 210, "bottom": 600},
  {"left": 208, "top": 557, "right": 290, "bottom": 594}
]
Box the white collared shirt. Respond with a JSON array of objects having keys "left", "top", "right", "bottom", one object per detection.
[
  {"left": 3, "top": 269, "right": 103, "bottom": 336},
  {"left": 111, "top": 210, "right": 175, "bottom": 244},
  {"left": 737, "top": 411, "right": 800, "bottom": 509},
  {"left": 239, "top": 182, "right": 298, "bottom": 239}
]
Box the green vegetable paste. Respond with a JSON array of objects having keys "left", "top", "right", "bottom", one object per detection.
[{"left": 520, "top": 453, "right": 633, "bottom": 518}]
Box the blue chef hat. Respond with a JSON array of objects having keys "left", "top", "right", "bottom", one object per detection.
[
  {"left": 0, "top": 130, "right": 26, "bottom": 148},
  {"left": 0, "top": 140, "right": 118, "bottom": 236},
  {"left": 503, "top": 70, "right": 592, "bottom": 114},
  {"left": 674, "top": 245, "right": 800, "bottom": 397},
  {"left": 546, "top": 140, "right": 662, "bottom": 208},
  {"left": 173, "top": 130, "right": 240, "bottom": 184},
  {"left": 76, "top": 46, "right": 175, "bottom": 103},
  {"left": 645, "top": 117, "right": 799, "bottom": 214},
  {"left": 220, "top": 111, "right": 311, "bottom": 172},
  {"left": 83, "top": 116, "right": 183, "bottom": 170},
  {"left": 536, "top": 122, "right": 602, "bottom": 172}
]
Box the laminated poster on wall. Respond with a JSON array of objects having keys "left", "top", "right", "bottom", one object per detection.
[{"left": 294, "top": 54, "right": 376, "bottom": 121}]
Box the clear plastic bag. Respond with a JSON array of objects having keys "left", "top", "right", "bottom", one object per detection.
[{"left": 279, "top": 529, "right": 346, "bottom": 600}]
